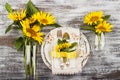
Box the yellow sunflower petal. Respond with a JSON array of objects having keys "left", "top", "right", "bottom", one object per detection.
[
  {"left": 29, "top": 13, "right": 38, "bottom": 23},
  {"left": 32, "top": 25, "right": 41, "bottom": 32},
  {"left": 32, "top": 32, "right": 44, "bottom": 44},
  {"left": 95, "top": 21, "right": 113, "bottom": 34},
  {"left": 8, "top": 9, "right": 26, "bottom": 21},
  {"left": 84, "top": 11, "right": 103, "bottom": 25},
  {"left": 20, "top": 19, "right": 30, "bottom": 29},
  {"left": 37, "top": 11, "right": 56, "bottom": 25}
]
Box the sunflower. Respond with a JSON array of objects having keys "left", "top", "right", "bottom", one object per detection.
[
  {"left": 20, "top": 19, "right": 44, "bottom": 44},
  {"left": 29, "top": 13, "right": 38, "bottom": 23},
  {"left": 53, "top": 42, "right": 71, "bottom": 58},
  {"left": 95, "top": 21, "right": 113, "bottom": 34},
  {"left": 8, "top": 9, "right": 26, "bottom": 21},
  {"left": 84, "top": 11, "right": 103, "bottom": 25},
  {"left": 55, "top": 43, "right": 71, "bottom": 52},
  {"left": 37, "top": 12, "right": 56, "bottom": 25},
  {"left": 52, "top": 41, "right": 77, "bottom": 59}
]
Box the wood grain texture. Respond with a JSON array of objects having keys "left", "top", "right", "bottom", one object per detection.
[{"left": 0, "top": 0, "right": 120, "bottom": 80}]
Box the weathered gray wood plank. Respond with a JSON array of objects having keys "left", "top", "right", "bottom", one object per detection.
[{"left": 0, "top": 0, "right": 120, "bottom": 80}]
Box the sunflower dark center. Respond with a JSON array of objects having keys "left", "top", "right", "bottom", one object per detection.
[
  {"left": 98, "top": 26, "right": 106, "bottom": 31},
  {"left": 41, "top": 19, "right": 48, "bottom": 24},
  {"left": 90, "top": 16, "right": 99, "bottom": 22},
  {"left": 26, "top": 28, "right": 37, "bottom": 37}
]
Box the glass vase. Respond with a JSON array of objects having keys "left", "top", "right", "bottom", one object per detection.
[
  {"left": 24, "top": 43, "right": 37, "bottom": 79},
  {"left": 95, "top": 32, "right": 105, "bottom": 50}
]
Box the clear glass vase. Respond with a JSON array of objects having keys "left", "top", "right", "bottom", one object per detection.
[
  {"left": 95, "top": 32, "right": 105, "bottom": 50},
  {"left": 24, "top": 42, "right": 37, "bottom": 79}
]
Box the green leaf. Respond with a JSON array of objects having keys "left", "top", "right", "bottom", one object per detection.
[
  {"left": 68, "top": 49, "right": 76, "bottom": 52},
  {"left": 14, "top": 37, "right": 24, "bottom": 51},
  {"left": 62, "top": 48, "right": 69, "bottom": 52},
  {"left": 62, "top": 48, "right": 76, "bottom": 52},
  {"left": 5, "top": 23, "right": 13, "bottom": 34},
  {"left": 62, "top": 39, "right": 68, "bottom": 43},
  {"left": 26, "top": 0, "right": 39, "bottom": 16},
  {"left": 5, "top": 2, "right": 12, "bottom": 13},
  {"left": 62, "top": 42, "right": 77, "bottom": 52},
  {"left": 57, "top": 39, "right": 68, "bottom": 44},
  {"left": 69, "top": 42, "right": 77, "bottom": 49},
  {"left": 58, "top": 39, "right": 62, "bottom": 44},
  {"left": 81, "top": 26, "right": 95, "bottom": 31},
  {"left": 50, "top": 23, "right": 61, "bottom": 28},
  {"left": 102, "top": 15, "right": 111, "bottom": 20}
]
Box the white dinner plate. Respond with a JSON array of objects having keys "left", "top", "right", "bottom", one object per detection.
[{"left": 41, "top": 27, "right": 90, "bottom": 70}]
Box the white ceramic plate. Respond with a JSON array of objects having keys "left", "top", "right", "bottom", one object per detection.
[{"left": 41, "top": 27, "right": 90, "bottom": 69}]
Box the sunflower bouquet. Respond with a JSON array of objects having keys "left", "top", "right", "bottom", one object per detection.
[
  {"left": 5, "top": 0, "right": 60, "bottom": 79},
  {"left": 5, "top": 0, "right": 60, "bottom": 50},
  {"left": 52, "top": 38, "right": 77, "bottom": 70},
  {"left": 52, "top": 39, "right": 77, "bottom": 60},
  {"left": 81, "top": 11, "right": 113, "bottom": 50}
]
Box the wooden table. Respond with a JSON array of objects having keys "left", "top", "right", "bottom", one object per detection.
[{"left": 0, "top": 0, "right": 120, "bottom": 79}]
